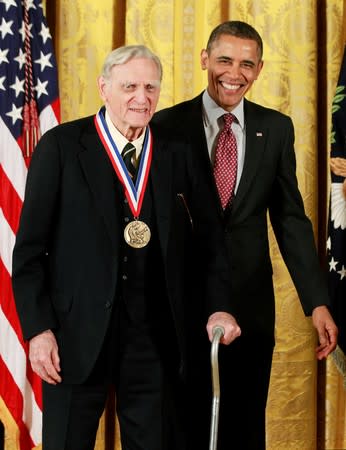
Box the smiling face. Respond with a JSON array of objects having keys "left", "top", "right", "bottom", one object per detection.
[
  {"left": 97, "top": 57, "right": 161, "bottom": 140},
  {"left": 201, "top": 34, "right": 263, "bottom": 111}
]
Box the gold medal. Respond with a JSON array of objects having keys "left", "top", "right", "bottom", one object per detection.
[{"left": 124, "top": 220, "right": 151, "bottom": 248}]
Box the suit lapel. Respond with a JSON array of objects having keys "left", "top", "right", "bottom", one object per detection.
[
  {"left": 232, "top": 100, "right": 267, "bottom": 214},
  {"left": 187, "top": 95, "right": 224, "bottom": 213},
  {"left": 189, "top": 95, "right": 215, "bottom": 173},
  {"left": 78, "top": 119, "right": 120, "bottom": 250}
]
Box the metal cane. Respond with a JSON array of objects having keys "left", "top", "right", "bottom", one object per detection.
[{"left": 209, "top": 325, "right": 225, "bottom": 450}]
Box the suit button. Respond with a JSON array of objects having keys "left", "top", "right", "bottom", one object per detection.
[
  {"left": 105, "top": 301, "right": 112, "bottom": 309},
  {"left": 124, "top": 217, "right": 130, "bottom": 223},
  {"left": 122, "top": 274, "right": 127, "bottom": 281}
]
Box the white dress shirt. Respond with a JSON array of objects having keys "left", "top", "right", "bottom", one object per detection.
[{"left": 105, "top": 110, "right": 145, "bottom": 162}]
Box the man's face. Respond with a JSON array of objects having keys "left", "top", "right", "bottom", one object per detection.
[
  {"left": 98, "top": 57, "right": 161, "bottom": 139},
  {"left": 201, "top": 34, "right": 263, "bottom": 111}
]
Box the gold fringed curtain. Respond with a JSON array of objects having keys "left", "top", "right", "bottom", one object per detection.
[{"left": 4, "top": 1, "right": 343, "bottom": 449}]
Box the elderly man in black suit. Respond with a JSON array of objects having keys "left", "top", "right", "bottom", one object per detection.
[
  {"left": 12, "top": 44, "right": 241, "bottom": 450},
  {"left": 153, "top": 21, "right": 338, "bottom": 450}
]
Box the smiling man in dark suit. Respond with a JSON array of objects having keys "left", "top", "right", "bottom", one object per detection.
[
  {"left": 153, "top": 21, "right": 338, "bottom": 450},
  {"left": 11, "top": 44, "right": 241, "bottom": 450}
]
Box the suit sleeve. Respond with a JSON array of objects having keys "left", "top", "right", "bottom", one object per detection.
[
  {"left": 268, "top": 116, "right": 330, "bottom": 315},
  {"left": 12, "top": 129, "right": 61, "bottom": 340}
]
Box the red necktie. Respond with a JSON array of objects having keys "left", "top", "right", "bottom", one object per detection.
[{"left": 213, "top": 113, "right": 238, "bottom": 209}]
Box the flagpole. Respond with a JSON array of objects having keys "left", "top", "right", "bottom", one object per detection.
[
  {"left": 343, "top": 0, "right": 346, "bottom": 46},
  {"left": 0, "top": 420, "right": 3, "bottom": 450},
  {"left": 342, "top": 0, "right": 346, "bottom": 46}
]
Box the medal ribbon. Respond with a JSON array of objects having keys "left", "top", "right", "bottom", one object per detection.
[{"left": 94, "top": 107, "right": 152, "bottom": 218}]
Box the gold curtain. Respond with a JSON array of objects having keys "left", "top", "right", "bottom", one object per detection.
[{"left": 4, "top": 1, "right": 344, "bottom": 449}]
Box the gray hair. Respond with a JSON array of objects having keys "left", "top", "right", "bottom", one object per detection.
[
  {"left": 101, "top": 45, "right": 163, "bottom": 81},
  {"left": 206, "top": 21, "right": 263, "bottom": 60}
]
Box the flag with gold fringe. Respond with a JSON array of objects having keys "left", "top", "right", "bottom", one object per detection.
[
  {"left": 0, "top": 0, "right": 60, "bottom": 447},
  {"left": 327, "top": 44, "right": 346, "bottom": 387}
]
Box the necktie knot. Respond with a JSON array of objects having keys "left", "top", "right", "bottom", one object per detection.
[
  {"left": 223, "top": 113, "right": 235, "bottom": 128},
  {"left": 121, "top": 142, "right": 136, "bottom": 178}
]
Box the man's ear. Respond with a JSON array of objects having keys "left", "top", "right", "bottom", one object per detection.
[
  {"left": 200, "top": 49, "right": 208, "bottom": 70},
  {"left": 97, "top": 76, "right": 107, "bottom": 101},
  {"left": 254, "top": 60, "right": 264, "bottom": 80}
]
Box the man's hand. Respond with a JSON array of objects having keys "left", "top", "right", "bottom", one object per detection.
[
  {"left": 206, "top": 311, "right": 241, "bottom": 345},
  {"left": 29, "top": 329, "right": 62, "bottom": 384},
  {"left": 312, "top": 305, "right": 338, "bottom": 360}
]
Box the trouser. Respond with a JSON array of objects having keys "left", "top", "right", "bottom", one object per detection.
[
  {"left": 42, "top": 322, "right": 186, "bottom": 450},
  {"left": 187, "top": 333, "right": 274, "bottom": 450}
]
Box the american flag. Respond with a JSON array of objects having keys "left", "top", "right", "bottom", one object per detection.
[
  {"left": 327, "top": 45, "right": 346, "bottom": 385},
  {"left": 0, "top": 0, "right": 60, "bottom": 448}
]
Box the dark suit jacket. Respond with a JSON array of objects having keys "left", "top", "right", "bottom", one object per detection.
[
  {"left": 12, "top": 115, "right": 232, "bottom": 384},
  {"left": 153, "top": 93, "right": 330, "bottom": 343}
]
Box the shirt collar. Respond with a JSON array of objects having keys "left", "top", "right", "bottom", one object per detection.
[
  {"left": 105, "top": 110, "right": 145, "bottom": 158},
  {"left": 202, "top": 90, "right": 245, "bottom": 129}
]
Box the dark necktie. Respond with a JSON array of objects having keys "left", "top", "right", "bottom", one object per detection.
[
  {"left": 121, "top": 142, "right": 136, "bottom": 178},
  {"left": 213, "top": 113, "right": 238, "bottom": 209}
]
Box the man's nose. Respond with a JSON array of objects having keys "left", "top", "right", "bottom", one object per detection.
[
  {"left": 227, "top": 63, "right": 241, "bottom": 77},
  {"left": 135, "top": 86, "right": 147, "bottom": 103}
]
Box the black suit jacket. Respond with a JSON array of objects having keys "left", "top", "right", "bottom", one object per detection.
[
  {"left": 153, "top": 93, "right": 330, "bottom": 343},
  {"left": 12, "top": 115, "right": 232, "bottom": 384}
]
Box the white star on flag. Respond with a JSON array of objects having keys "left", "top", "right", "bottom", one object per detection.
[
  {"left": 337, "top": 265, "right": 346, "bottom": 280},
  {"left": 14, "top": 48, "right": 26, "bottom": 69},
  {"left": 6, "top": 103, "right": 23, "bottom": 124},
  {"left": 0, "top": 17, "right": 13, "bottom": 39},
  {"left": 0, "top": 0, "right": 17, "bottom": 11},
  {"left": 329, "top": 256, "right": 338, "bottom": 272},
  {"left": 39, "top": 22, "right": 51, "bottom": 44},
  {"left": 35, "top": 50, "right": 53, "bottom": 71},
  {"left": 0, "top": 48, "right": 9, "bottom": 64},
  {"left": 25, "top": 0, "right": 37, "bottom": 10},
  {"left": 10, "top": 76, "right": 25, "bottom": 97},
  {"left": 35, "top": 77, "right": 48, "bottom": 98}
]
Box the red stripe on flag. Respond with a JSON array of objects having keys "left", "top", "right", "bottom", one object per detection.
[
  {"left": 0, "top": 356, "right": 34, "bottom": 450},
  {"left": 0, "top": 259, "right": 42, "bottom": 409},
  {"left": 0, "top": 163, "right": 23, "bottom": 234},
  {"left": 51, "top": 98, "right": 61, "bottom": 123},
  {"left": 0, "top": 259, "right": 23, "bottom": 341},
  {"left": 26, "top": 368, "right": 43, "bottom": 411}
]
